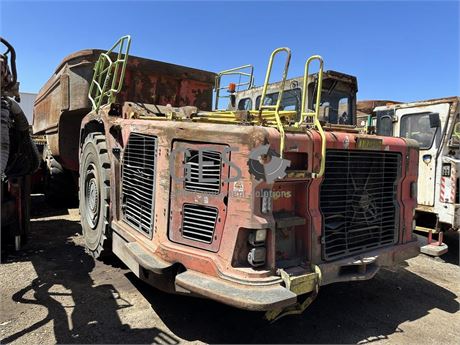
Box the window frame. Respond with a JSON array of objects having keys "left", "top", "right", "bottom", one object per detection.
[
  {"left": 399, "top": 111, "right": 440, "bottom": 150},
  {"left": 237, "top": 97, "right": 253, "bottom": 111}
]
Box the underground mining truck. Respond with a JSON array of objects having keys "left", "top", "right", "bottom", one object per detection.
[
  {"left": 1, "top": 37, "right": 40, "bottom": 258},
  {"left": 37, "top": 36, "right": 419, "bottom": 320}
]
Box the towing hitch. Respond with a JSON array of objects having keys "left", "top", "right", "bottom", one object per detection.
[{"left": 265, "top": 265, "right": 321, "bottom": 322}]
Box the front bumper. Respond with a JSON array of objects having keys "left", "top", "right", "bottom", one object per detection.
[
  {"left": 174, "top": 239, "right": 420, "bottom": 311},
  {"left": 318, "top": 239, "right": 420, "bottom": 286}
]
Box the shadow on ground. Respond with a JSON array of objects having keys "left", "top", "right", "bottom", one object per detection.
[
  {"left": 441, "top": 231, "right": 459, "bottom": 265},
  {"left": 129, "top": 265, "right": 458, "bottom": 344},
  {"left": 2, "top": 196, "right": 458, "bottom": 344},
  {"left": 1, "top": 212, "right": 178, "bottom": 344}
]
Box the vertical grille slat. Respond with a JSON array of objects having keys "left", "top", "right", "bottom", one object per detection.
[
  {"left": 181, "top": 204, "right": 218, "bottom": 243},
  {"left": 184, "top": 150, "right": 221, "bottom": 194},
  {"left": 320, "top": 150, "right": 401, "bottom": 261},
  {"left": 121, "top": 133, "right": 157, "bottom": 236}
]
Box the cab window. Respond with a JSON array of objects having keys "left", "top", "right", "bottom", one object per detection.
[
  {"left": 400, "top": 112, "right": 439, "bottom": 149},
  {"left": 376, "top": 110, "right": 395, "bottom": 136},
  {"left": 238, "top": 98, "right": 252, "bottom": 110},
  {"left": 255, "top": 89, "right": 301, "bottom": 112}
]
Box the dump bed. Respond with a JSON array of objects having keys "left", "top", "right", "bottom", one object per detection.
[{"left": 33, "top": 49, "right": 216, "bottom": 134}]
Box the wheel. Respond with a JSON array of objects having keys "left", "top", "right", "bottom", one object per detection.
[
  {"left": 43, "top": 145, "right": 76, "bottom": 206},
  {"left": 79, "top": 133, "right": 111, "bottom": 258}
]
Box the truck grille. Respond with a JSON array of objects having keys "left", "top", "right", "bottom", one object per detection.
[
  {"left": 184, "top": 150, "right": 221, "bottom": 194},
  {"left": 320, "top": 150, "right": 401, "bottom": 260},
  {"left": 121, "top": 133, "right": 157, "bottom": 236},
  {"left": 182, "top": 204, "right": 218, "bottom": 243}
]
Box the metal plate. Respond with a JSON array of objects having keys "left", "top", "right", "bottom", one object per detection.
[{"left": 356, "top": 137, "right": 383, "bottom": 150}]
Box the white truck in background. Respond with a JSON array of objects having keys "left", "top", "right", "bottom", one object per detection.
[{"left": 374, "top": 97, "right": 460, "bottom": 234}]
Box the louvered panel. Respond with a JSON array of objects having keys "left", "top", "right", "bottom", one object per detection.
[
  {"left": 320, "top": 150, "right": 401, "bottom": 261},
  {"left": 184, "top": 150, "right": 221, "bottom": 194},
  {"left": 121, "top": 133, "right": 157, "bottom": 236},
  {"left": 181, "top": 204, "right": 218, "bottom": 243}
]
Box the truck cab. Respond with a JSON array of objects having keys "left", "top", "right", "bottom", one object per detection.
[
  {"left": 375, "top": 97, "right": 460, "bottom": 233},
  {"left": 234, "top": 70, "right": 358, "bottom": 127}
]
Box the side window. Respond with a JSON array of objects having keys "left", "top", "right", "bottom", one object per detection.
[
  {"left": 255, "top": 89, "right": 301, "bottom": 111},
  {"left": 338, "top": 98, "right": 349, "bottom": 125},
  {"left": 281, "top": 89, "right": 301, "bottom": 112},
  {"left": 400, "top": 112, "right": 439, "bottom": 149},
  {"left": 376, "top": 110, "right": 395, "bottom": 136},
  {"left": 378, "top": 116, "right": 393, "bottom": 136},
  {"left": 255, "top": 95, "right": 275, "bottom": 109},
  {"left": 238, "top": 98, "right": 252, "bottom": 110}
]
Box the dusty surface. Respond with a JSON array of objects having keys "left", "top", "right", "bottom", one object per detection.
[{"left": 0, "top": 196, "right": 459, "bottom": 344}]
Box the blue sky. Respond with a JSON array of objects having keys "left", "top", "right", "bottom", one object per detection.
[{"left": 1, "top": 0, "right": 459, "bottom": 102}]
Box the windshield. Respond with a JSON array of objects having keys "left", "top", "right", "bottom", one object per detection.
[{"left": 400, "top": 112, "right": 439, "bottom": 149}]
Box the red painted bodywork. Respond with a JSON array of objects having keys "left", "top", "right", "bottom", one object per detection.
[{"left": 82, "top": 106, "right": 419, "bottom": 289}]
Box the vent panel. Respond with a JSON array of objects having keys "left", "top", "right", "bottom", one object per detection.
[
  {"left": 320, "top": 150, "right": 401, "bottom": 261},
  {"left": 121, "top": 133, "right": 157, "bottom": 236},
  {"left": 184, "top": 150, "right": 221, "bottom": 194},
  {"left": 182, "top": 204, "right": 218, "bottom": 243}
]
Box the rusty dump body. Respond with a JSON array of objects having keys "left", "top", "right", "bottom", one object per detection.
[{"left": 33, "top": 49, "right": 215, "bottom": 172}]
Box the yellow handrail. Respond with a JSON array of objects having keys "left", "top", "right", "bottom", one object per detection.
[
  {"left": 214, "top": 64, "right": 254, "bottom": 110},
  {"left": 259, "top": 47, "right": 291, "bottom": 113},
  {"left": 295, "top": 55, "right": 325, "bottom": 178},
  {"left": 257, "top": 47, "right": 291, "bottom": 157},
  {"left": 88, "top": 35, "right": 131, "bottom": 112}
]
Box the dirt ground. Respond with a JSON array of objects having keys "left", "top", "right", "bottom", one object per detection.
[{"left": 0, "top": 196, "right": 459, "bottom": 345}]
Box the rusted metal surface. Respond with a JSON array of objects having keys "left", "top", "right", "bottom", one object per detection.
[
  {"left": 357, "top": 99, "right": 401, "bottom": 115},
  {"left": 35, "top": 46, "right": 420, "bottom": 312},
  {"left": 77, "top": 98, "right": 420, "bottom": 311},
  {"left": 33, "top": 49, "right": 216, "bottom": 171}
]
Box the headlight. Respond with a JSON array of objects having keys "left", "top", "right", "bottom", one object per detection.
[
  {"left": 248, "top": 247, "right": 266, "bottom": 267},
  {"left": 248, "top": 229, "right": 267, "bottom": 246}
]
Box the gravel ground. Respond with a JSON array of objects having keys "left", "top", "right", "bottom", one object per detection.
[{"left": 0, "top": 196, "right": 459, "bottom": 344}]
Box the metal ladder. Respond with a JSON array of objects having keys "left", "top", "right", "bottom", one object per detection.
[
  {"left": 88, "top": 35, "right": 131, "bottom": 113},
  {"left": 296, "top": 55, "right": 325, "bottom": 177},
  {"left": 254, "top": 47, "right": 294, "bottom": 157}
]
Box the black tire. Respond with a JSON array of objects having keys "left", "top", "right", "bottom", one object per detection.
[
  {"left": 43, "top": 146, "right": 76, "bottom": 206},
  {"left": 79, "top": 133, "right": 111, "bottom": 258}
]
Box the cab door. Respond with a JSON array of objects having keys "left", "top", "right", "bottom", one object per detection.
[{"left": 395, "top": 103, "right": 450, "bottom": 206}]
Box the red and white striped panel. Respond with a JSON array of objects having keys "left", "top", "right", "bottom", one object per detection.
[{"left": 440, "top": 164, "right": 456, "bottom": 203}]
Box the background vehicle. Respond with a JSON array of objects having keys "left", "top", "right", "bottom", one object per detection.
[
  {"left": 375, "top": 97, "right": 460, "bottom": 233},
  {"left": 356, "top": 100, "right": 401, "bottom": 129},
  {"left": 1, "top": 37, "right": 39, "bottom": 258},
  {"left": 36, "top": 37, "right": 420, "bottom": 320}
]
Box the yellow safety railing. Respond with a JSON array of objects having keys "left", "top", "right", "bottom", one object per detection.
[
  {"left": 214, "top": 64, "right": 254, "bottom": 110},
  {"left": 253, "top": 47, "right": 292, "bottom": 157},
  {"left": 296, "top": 55, "right": 325, "bottom": 177},
  {"left": 88, "top": 35, "right": 131, "bottom": 113},
  {"left": 191, "top": 49, "right": 325, "bottom": 173}
]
